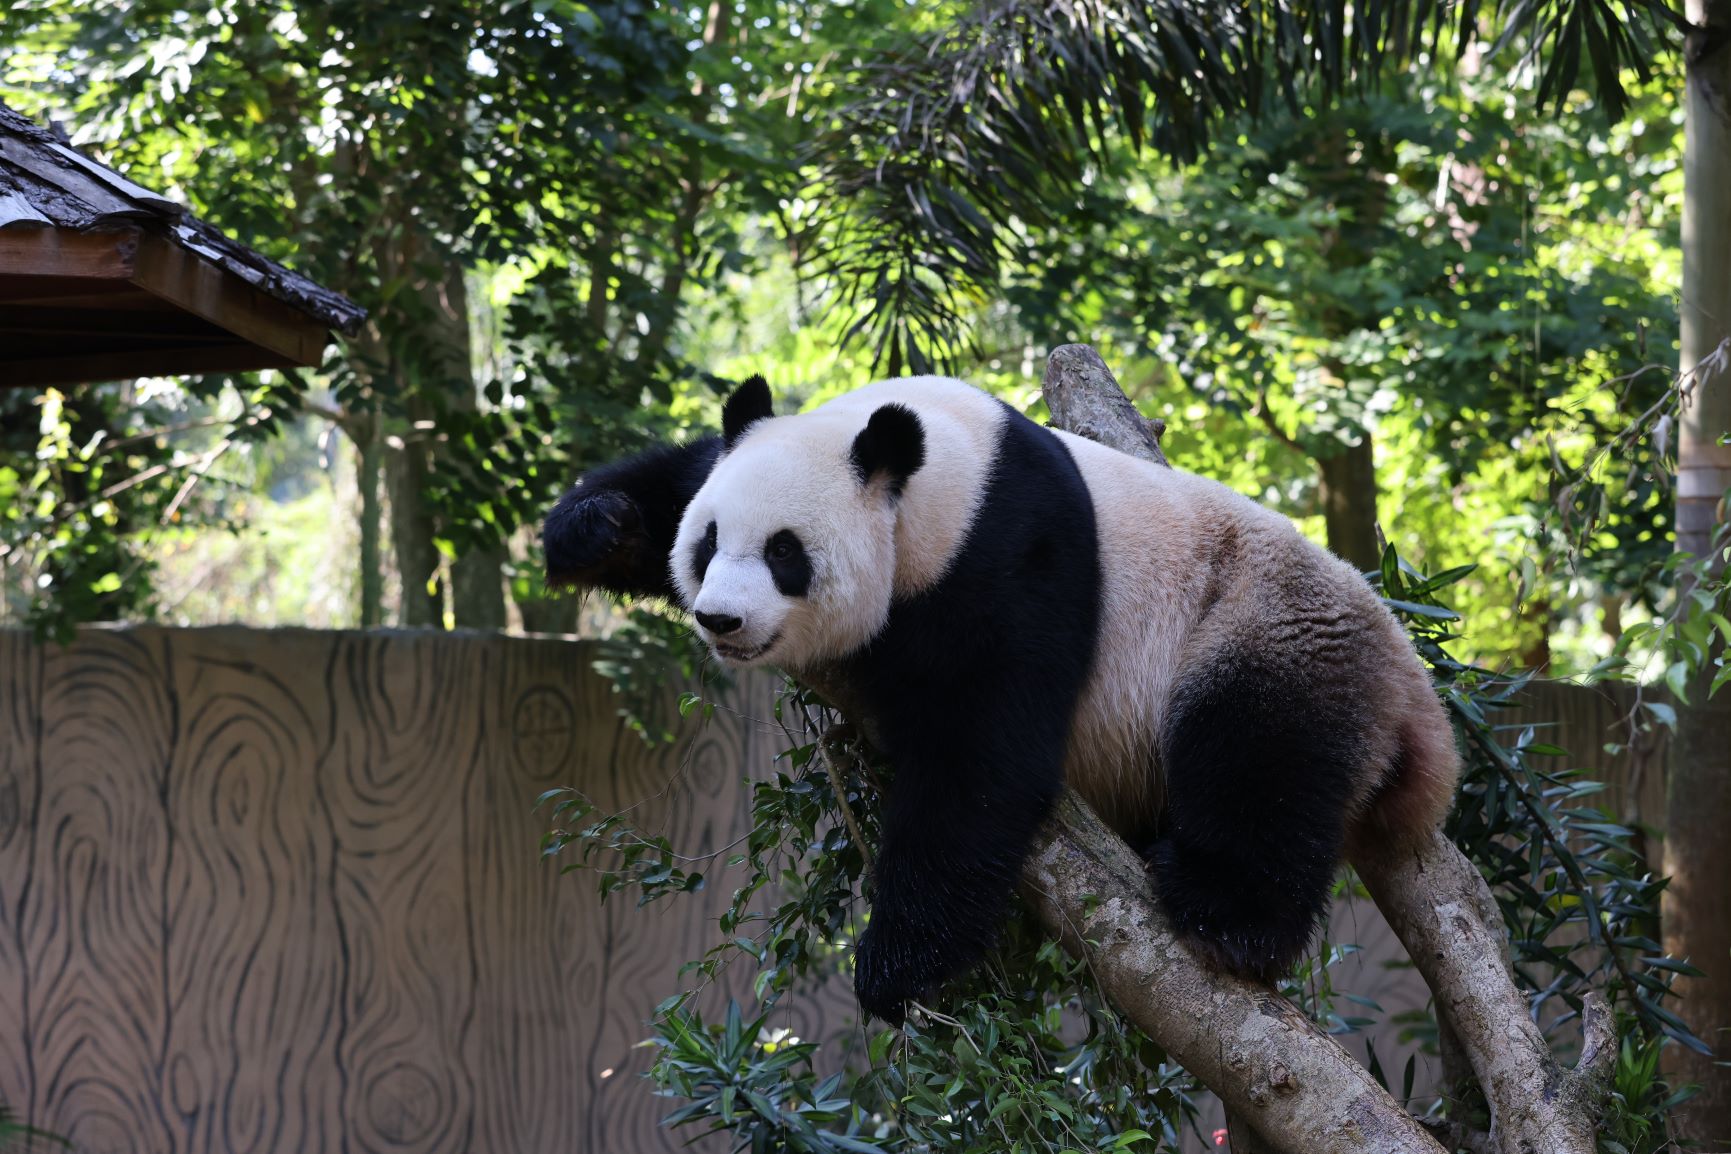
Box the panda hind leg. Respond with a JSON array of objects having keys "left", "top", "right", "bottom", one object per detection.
[{"left": 1146, "top": 653, "right": 1365, "bottom": 981}]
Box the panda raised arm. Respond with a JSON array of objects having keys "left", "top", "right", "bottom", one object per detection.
[
  {"left": 542, "top": 377, "right": 773, "bottom": 600},
  {"left": 544, "top": 374, "right": 1460, "bottom": 1025}
]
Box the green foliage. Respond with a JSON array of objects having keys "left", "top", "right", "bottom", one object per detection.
[
  {"left": 813, "top": 0, "right": 1684, "bottom": 375},
  {"left": 649, "top": 924, "right": 1198, "bottom": 1153},
  {"left": 652, "top": 1000, "right": 883, "bottom": 1154},
  {"left": 1595, "top": 1029, "right": 1694, "bottom": 1154},
  {"left": 538, "top": 784, "right": 711, "bottom": 905},
  {"left": 1001, "top": 62, "right": 1683, "bottom": 667},
  {"left": 1538, "top": 346, "right": 1731, "bottom": 763},
  {"left": 0, "top": 0, "right": 894, "bottom": 629},
  {"left": 0, "top": 1100, "right": 67, "bottom": 1151},
  {"left": 0, "top": 373, "right": 283, "bottom": 639},
  {"left": 548, "top": 678, "right": 1206, "bottom": 1150}
]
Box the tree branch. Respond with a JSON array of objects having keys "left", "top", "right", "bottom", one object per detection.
[
  {"left": 1031, "top": 344, "right": 1615, "bottom": 1154},
  {"left": 1042, "top": 344, "right": 1169, "bottom": 464},
  {"left": 1251, "top": 387, "right": 1306, "bottom": 456},
  {"left": 1355, "top": 830, "right": 1616, "bottom": 1154},
  {"left": 1018, "top": 795, "right": 1444, "bottom": 1154}
]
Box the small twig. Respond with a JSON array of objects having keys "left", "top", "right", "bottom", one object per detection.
[
  {"left": 301, "top": 398, "right": 351, "bottom": 425},
  {"left": 818, "top": 732, "right": 874, "bottom": 875},
  {"left": 160, "top": 440, "right": 234, "bottom": 525},
  {"left": 97, "top": 462, "right": 173, "bottom": 500},
  {"left": 97, "top": 414, "right": 239, "bottom": 453},
  {"left": 1251, "top": 387, "right": 1307, "bottom": 455}
]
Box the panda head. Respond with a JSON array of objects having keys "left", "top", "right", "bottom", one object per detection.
[{"left": 672, "top": 376, "right": 925, "bottom": 669}]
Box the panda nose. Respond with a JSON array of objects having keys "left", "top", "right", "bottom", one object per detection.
[{"left": 696, "top": 611, "right": 743, "bottom": 636}]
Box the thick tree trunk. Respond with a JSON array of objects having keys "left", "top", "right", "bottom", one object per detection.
[
  {"left": 354, "top": 206, "right": 449, "bottom": 630},
  {"left": 1308, "top": 126, "right": 1388, "bottom": 577},
  {"left": 452, "top": 549, "right": 507, "bottom": 629},
  {"left": 1517, "top": 596, "right": 1553, "bottom": 672},
  {"left": 1665, "top": 1, "right": 1731, "bottom": 1139},
  {"left": 1317, "top": 436, "right": 1381, "bottom": 573},
  {"left": 362, "top": 198, "right": 503, "bottom": 631},
  {"left": 514, "top": 525, "right": 579, "bottom": 633}
]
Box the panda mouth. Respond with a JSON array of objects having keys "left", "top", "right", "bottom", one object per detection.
[{"left": 713, "top": 631, "right": 781, "bottom": 663}]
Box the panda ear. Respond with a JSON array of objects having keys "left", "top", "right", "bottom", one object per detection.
[
  {"left": 722, "top": 375, "right": 774, "bottom": 450},
  {"left": 850, "top": 404, "right": 925, "bottom": 496}
]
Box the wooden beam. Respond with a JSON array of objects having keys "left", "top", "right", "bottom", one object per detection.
[
  {"left": 1, "top": 343, "right": 298, "bottom": 388},
  {"left": 0, "top": 227, "right": 139, "bottom": 279},
  {"left": 130, "top": 234, "right": 329, "bottom": 366},
  {"left": 0, "top": 305, "right": 233, "bottom": 342},
  {"left": 0, "top": 278, "right": 163, "bottom": 306}
]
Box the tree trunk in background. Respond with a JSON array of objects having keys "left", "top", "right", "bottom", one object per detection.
[
  {"left": 515, "top": 585, "right": 579, "bottom": 634},
  {"left": 386, "top": 415, "right": 442, "bottom": 628},
  {"left": 451, "top": 551, "right": 507, "bottom": 628},
  {"left": 1309, "top": 124, "right": 1388, "bottom": 577},
  {"left": 436, "top": 267, "right": 508, "bottom": 629},
  {"left": 356, "top": 423, "right": 383, "bottom": 627},
  {"left": 362, "top": 190, "right": 505, "bottom": 630},
  {"left": 1667, "top": 2, "right": 1731, "bottom": 1141},
  {"left": 1516, "top": 600, "right": 1553, "bottom": 672},
  {"left": 1317, "top": 435, "right": 1381, "bottom": 572}
]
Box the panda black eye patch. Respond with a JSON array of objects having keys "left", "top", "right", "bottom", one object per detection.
[
  {"left": 764, "top": 529, "right": 811, "bottom": 597},
  {"left": 692, "top": 520, "right": 718, "bottom": 582}
]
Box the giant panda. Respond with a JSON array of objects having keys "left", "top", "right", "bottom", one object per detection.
[{"left": 543, "top": 373, "right": 1459, "bottom": 1024}]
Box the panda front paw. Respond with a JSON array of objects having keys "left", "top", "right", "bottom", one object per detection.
[
  {"left": 542, "top": 486, "right": 648, "bottom": 589},
  {"left": 853, "top": 921, "right": 932, "bottom": 1027}
]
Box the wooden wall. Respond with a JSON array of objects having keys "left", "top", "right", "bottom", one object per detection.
[
  {"left": 1516, "top": 678, "right": 1669, "bottom": 841},
  {"left": 0, "top": 627, "right": 853, "bottom": 1154},
  {"left": 0, "top": 629, "right": 1666, "bottom": 1153}
]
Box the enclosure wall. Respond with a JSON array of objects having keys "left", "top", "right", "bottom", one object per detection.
[
  {"left": 0, "top": 627, "right": 856, "bottom": 1154},
  {"left": 0, "top": 629, "right": 1657, "bottom": 1153}
]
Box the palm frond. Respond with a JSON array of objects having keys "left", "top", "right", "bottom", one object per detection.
[{"left": 812, "top": 0, "right": 1685, "bottom": 372}]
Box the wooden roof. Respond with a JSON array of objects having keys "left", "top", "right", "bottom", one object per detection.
[{"left": 0, "top": 102, "right": 365, "bottom": 387}]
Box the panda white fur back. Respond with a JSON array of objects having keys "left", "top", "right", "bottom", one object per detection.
[
  {"left": 1054, "top": 430, "right": 1456, "bottom": 846},
  {"left": 544, "top": 374, "right": 1460, "bottom": 1023}
]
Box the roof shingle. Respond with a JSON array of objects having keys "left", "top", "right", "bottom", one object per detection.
[{"left": 0, "top": 102, "right": 364, "bottom": 335}]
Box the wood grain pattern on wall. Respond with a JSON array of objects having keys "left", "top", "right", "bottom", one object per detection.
[
  {"left": 0, "top": 627, "right": 856, "bottom": 1154},
  {"left": 0, "top": 630, "right": 1666, "bottom": 1154}
]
